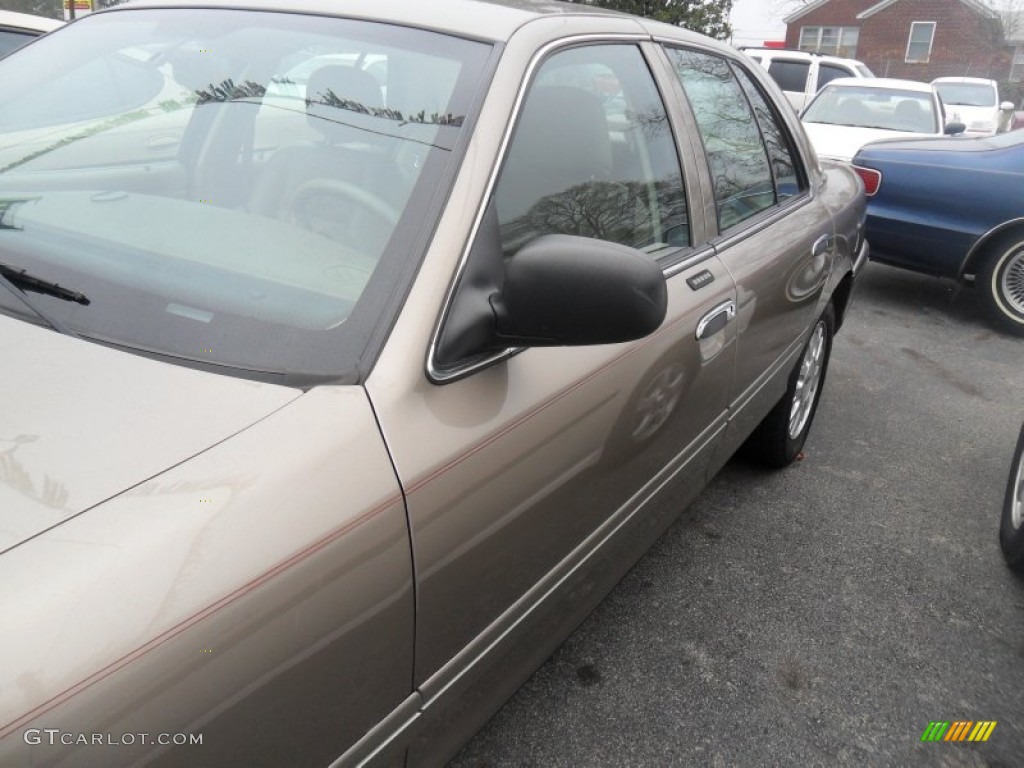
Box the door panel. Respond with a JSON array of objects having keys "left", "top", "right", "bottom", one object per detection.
[
  {"left": 666, "top": 48, "right": 831, "bottom": 460},
  {"left": 711, "top": 201, "right": 830, "bottom": 460},
  {"left": 396, "top": 258, "right": 736, "bottom": 766},
  {"left": 368, "top": 41, "right": 738, "bottom": 688},
  {"left": 379, "top": 254, "right": 735, "bottom": 682}
]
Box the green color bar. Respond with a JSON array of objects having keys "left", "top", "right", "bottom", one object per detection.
[{"left": 921, "top": 721, "right": 950, "bottom": 742}]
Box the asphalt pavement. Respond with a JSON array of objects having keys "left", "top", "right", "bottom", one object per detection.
[{"left": 451, "top": 261, "right": 1024, "bottom": 767}]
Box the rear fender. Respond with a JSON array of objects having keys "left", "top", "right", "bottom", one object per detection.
[{"left": 960, "top": 218, "right": 1024, "bottom": 279}]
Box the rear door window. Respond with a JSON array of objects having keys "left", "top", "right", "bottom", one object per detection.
[
  {"left": 767, "top": 59, "right": 810, "bottom": 94},
  {"left": 818, "top": 63, "right": 853, "bottom": 88},
  {"left": 668, "top": 48, "right": 776, "bottom": 231}
]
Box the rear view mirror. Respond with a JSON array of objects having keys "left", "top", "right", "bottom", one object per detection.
[{"left": 944, "top": 121, "right": 966, "bottom": 135}]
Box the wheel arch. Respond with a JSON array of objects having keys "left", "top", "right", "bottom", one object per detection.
[
  {"left": 830, "top": 271, "right": 855, "bottom": 332},
  {"left": 959, "top": 218, "right": 1024, "bottom": 280}
]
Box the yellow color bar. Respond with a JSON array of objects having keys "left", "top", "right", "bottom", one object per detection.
[{"left": 968, "top": 721, "right": 997, "bottom": 742}]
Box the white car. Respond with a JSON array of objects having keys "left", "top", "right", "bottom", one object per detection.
[
  {"left": 0, "top": 10, "right": 61, "bottom": 57},
  {"left": 931, "top": 77, "right": 1015, "bottom": 136},
  {"left": 801, "top": 77, "right": 963, "bottom": 162}
]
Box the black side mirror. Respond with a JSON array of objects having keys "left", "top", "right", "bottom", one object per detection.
[
  {"left": 433, "top": 201, "right": 668, "bottom": 379},
  {"left": 944, "top": 121, "right": 966, "bottom": 135},
  {"left": 492, "top": 234, "right": 667, "bottom": 347}
]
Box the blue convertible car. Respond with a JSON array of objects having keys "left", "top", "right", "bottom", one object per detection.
[{"left": 852, "top": 131, "right": 1024, "bottom": 336}]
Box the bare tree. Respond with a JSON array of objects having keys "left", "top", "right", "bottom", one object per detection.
[
  {"left": 999, "top": 0, "right": 1024, "bottom": 41},
  {"left": 768, "top": 0, "right": 814, "bottom": 15}
]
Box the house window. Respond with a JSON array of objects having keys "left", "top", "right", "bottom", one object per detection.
[
  {"left": 799, "top": 26, "right": 859, "bottom": 58},
  {"left": 905, "top": 22, "right": 936, "bottom": 63},
  {"left": 1011, "top": 46, "right": 1024, "bottom": 82}
]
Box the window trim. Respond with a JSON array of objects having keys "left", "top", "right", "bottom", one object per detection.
[{"left": 905, "top": 21, "right": 936, "bottom": 64}]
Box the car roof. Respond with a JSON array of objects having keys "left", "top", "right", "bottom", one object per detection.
[
  {"left": 824, "top": 77, "right": 934, "bottom": 92},
  {"left": 118, "top": 0, "right": 630, "bottom": 43},
  {"left": 931, "top": 76, "right": 996, "bottom": 86},
  {"left": 739, "top": 46, "right": 862, "bottom": 65},
  {"left": 0, "top": 9, "right": 64, "bottom": 33}
]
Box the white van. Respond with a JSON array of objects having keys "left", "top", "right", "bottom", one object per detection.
[
  {"left": 742, "top": 47, "right": 874, "bottom": 111},
  {"left": 931, "top": 77, "right": 1015, "bottom": 136}
]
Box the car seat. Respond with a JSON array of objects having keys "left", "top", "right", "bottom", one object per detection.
[
  {"left": 893, "top": 99, "right": 932, "bottom": 132},
  {"left": 248, "top": 65, "right": 398, "bottom": 253}
]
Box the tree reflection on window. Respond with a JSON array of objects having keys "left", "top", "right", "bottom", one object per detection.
[
  {"left": 669, "top": 48, "right": 777, "bottom": 231},
  {"left": 495, "top": 45, "right": 689, "bottom": 258}
]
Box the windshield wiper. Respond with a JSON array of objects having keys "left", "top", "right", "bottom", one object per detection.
[
  {"left": 0, "top": 261, "right": 86, "bottom": 336},
  {"left": 0, "top": 263, "right": 90, "bottom": 305}
]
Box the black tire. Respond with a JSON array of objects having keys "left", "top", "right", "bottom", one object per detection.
[
  {"left": 979, "top": 233, "right": 1024, "bottom": 337},
  {"left": 999, "top": 424, "right": 1024, "bottom": 574},
  {"left": 743, "top": 304, "right": 835, "bottom": 469}
]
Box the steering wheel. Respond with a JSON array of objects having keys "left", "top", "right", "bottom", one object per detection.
[{"left": 286, "top": 178, "right": 400, "bottom": 232}]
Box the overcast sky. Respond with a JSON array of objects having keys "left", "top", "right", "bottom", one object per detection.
[{"left": 729, "top": 0, "right": 792, "bottom": 46}]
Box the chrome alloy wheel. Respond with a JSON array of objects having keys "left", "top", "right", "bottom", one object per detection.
[
  {"left": 631, "top": 363, "right": 685, "bottom": 443},
  {"left": 999, "top": 245, "right": 1024, "bottom": 316},
  {"left": 788, "top": 321, "right": 826, "bottom": 440}
]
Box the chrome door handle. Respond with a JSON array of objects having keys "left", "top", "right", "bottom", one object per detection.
[
  {"left": 695, "top": 300, "right": 736, "bottom": 340},
  {"left": 812, "top": 234, "right": 833, "bottom": 258}
]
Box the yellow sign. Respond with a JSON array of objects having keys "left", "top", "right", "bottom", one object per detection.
[{"left": 63, "top": 0, "right": 92, "bottom": 21}]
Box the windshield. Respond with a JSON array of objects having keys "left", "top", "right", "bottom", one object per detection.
[
  {"left": 803, "top": 85, "right": 938, "bottom": 134},
  {"left": 933, "top": 82, "right": 996, "bottom": 107},
  {"left": 0, "top": 9, "right": 490, "bottom": 384}
]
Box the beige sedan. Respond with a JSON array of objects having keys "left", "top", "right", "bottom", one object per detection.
[{"left": 0, "top": 1, "right": 867, "bottom": 765}]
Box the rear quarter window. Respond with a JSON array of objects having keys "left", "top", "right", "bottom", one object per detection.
[{"left": 0, "top": 28, "right": 36, "bottom": 57}]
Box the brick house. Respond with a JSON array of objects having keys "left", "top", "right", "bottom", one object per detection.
[{"left": 783, "top": 0, "right": 1022, "bottom": 94}]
